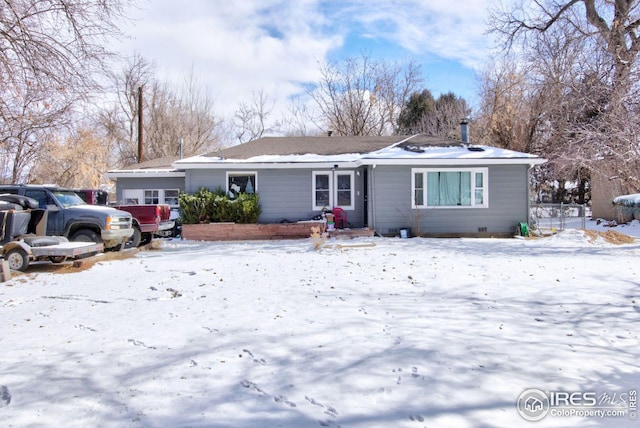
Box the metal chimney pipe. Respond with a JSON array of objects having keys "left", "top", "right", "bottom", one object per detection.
[{"left": 460, "top": 118, "right": 469, "bottom": 144}]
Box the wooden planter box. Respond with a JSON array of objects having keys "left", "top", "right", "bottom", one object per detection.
[{"left": 182, "top": 222, "right": 325, "bottom": 241}]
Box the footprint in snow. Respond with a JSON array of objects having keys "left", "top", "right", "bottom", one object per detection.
[
  {"left": 0, "top": 385, "right": 11, "bottom": 407},
  {"left": 242, "top": 349, "right": 266, "bottom": 365},
  {"left": 274, "top": 395, "right": 296, "bottom": 407}
]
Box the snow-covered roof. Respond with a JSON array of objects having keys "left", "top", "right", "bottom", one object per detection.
[
  {"left": 173, "top": 134, "right": 545, "bottom": 169},
  {"left": 106, "top": 156, "right": 186, "bottom": 179}
]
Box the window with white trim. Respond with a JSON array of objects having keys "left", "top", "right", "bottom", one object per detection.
[
  {"left": 335, "top": 171, "right": 354, "bottom": 209},
  {"left": 227, "top": 172, "right": 257, "bottom": 195},
  {"left": 122, "top": 189, "right": 142, "bottom": 205},
  {"left": 312, "top": 172, "right": 331, "bottom": 210},
  {"left": 164, "top": 189, "right": 180, "bottom": 206},
  {"left": 144, "top": 190, "right": 159, "bottom": 204},
  {"left": 412, "top": 168, "right": 488, "bottom": 208},
  {"left": 312, "top": 170, "right": 355, "bottom": 210}
]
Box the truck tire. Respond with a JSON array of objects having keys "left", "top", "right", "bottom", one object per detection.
[
  {"left": 129, "top": 226, "right": 141, "bottom": 248},
  {"left": 5, "top": 248, "right": 29, "bottom": 271},
  {"left": 49, "top": 256, "right": 67, "bottom": 264},
  {"left": 71, "top": 229, "right": 101, "bottom": 244},
  {"left": 141, "top": 232, "right": 153, "bottom": 246}
]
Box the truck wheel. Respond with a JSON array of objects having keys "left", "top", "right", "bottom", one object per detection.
[
  {"left": 140, "top": 232, "right": 153, "bottom": 246},
  {"left": 71, "top": 229, "right": 100, "bottom": 244},
  {"left": 128, "top": 226, "right": 142, "bottom": 247},
  {"left": 6, "top": 248, "right": 29, "bottom": 271}
]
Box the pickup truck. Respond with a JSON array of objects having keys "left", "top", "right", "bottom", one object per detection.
[
  {"left": 0, "top": 185, "right": 133, "bottom": 251},
  {"left": 75, "top": 189, "right": 174, "bottom": 247}
]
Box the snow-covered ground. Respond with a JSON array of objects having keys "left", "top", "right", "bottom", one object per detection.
[{"left": 1, "top": 220, "right": 639, "bottom": 428}]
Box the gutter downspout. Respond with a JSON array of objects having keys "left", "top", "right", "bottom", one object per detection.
[
  {"left": 370, "top": 164, "right": 377, "bottom": 233},
  {"left": 527, "top": 162, "right": 538, "bottom": 229}
]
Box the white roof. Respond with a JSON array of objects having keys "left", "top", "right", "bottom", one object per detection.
[{"left": 173, "top": 144, "right": 545, "bottom": 169}]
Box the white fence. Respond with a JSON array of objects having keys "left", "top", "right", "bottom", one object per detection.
[{"left": 530, "top": 203, "right": 588, "bottom": 232}]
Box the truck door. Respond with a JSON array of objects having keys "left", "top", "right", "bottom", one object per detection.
[{"left": 24, "top": 189, "right": 62, "bottom": 235}]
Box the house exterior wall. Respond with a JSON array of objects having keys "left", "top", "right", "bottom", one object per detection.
[
  {"left": 186, "top": 167, "right": 368, "bottom": 226},
  {"left": 115, "top": 162, "right": 533, "bottom": 235},
  {"left": 114, "top": 177, "right": 184, "bottom": 205},
  {"left": 368, "top": 164, "right": 531, "bottom": 236}
]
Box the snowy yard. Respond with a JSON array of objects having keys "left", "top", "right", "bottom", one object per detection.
[{"left": 1, "top": 221, "right": 639, "bottom": 428}]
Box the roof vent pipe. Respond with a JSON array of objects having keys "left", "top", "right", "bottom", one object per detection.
[{"left": 460, "top": 118, "right": 469, "bottom": 144}]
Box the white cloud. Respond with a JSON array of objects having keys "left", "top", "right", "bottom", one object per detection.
[
  {"left": 121, "top": 1, "right": 339, "bottom": 114},
  {"left": 329, "top": 0, "right": 496, "bottom": 69},
  {"left": 117, "top": 0, "right": 496, "bottom": 124}
]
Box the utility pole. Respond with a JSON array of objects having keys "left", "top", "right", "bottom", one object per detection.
[{"left": 137, "top": 86, "right": 144, "bottom": 163}]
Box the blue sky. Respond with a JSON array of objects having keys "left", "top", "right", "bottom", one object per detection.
[{"left": 119, "top": 0, "right": 496, "bottom": 119}]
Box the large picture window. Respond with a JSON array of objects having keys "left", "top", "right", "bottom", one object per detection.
[
  {"left": 412, "top": 168, "right": 488, "bottom": 208},
  {"left": 312, "top": 170, "right": 355, "bottom": 210}
]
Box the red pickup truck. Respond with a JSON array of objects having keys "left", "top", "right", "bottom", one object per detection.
[{"left": 75, "top": 189, "right": 174, "bottom": 247}]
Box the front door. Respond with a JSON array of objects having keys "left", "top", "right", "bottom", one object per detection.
[{"left": 362, "top": 168, "right": 368, "bottom": 227}]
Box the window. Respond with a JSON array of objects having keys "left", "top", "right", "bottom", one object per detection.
[
  {"left": 164, "top": 189, "right": 179, "bottom": 206},
  {"left": 335, "top": 172, "right": 354, "bottom": 209},
  {"left": 412, "top": 168, "right": 488, "bottom": 208},
  {"left": 123, "top": 189, "right": 142, "bottom": 205},
  {"left": 227, "top": 172, "right": 257, "bottom": 195},
  {"left": 312, "top": 170, "right": 355, "bottom": 210},
  {"left": 313, "top": 172, "right": 331, "bottom": 210},
  {"left": 144, "top": 190, "right": 159, "bottom": 204}
]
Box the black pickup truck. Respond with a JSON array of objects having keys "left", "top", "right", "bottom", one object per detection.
[{"left": 0, "top": 184, "right": 133, "bottom": 250}]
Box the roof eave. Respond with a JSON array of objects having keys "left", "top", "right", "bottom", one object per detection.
[
  {"left": 106, "top": 170, "right": 186, "bottom": 179},
  {"left": 173, "top": 156, "right": 546, "bottom": 169},
  {"left": 361, "top": 157, "right": 547, "bottom": 166},
  {"left": 171, "top": 161, "right": 361, "bottom": 170}
]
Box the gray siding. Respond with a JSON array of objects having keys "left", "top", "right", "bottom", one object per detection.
[
  {"left": 118, "top": 163, "right": 530, "bottom": 234},
  {"left": 185, "top": 168, "right": 367, "bottom": 226},
  {"left": 369, "top": 164, "right": 530, "bottom": 236},
  {"left": 186, "top": 170, "right": 227, "bottom": 192}
]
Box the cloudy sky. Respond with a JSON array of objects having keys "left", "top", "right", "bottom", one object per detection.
[{"left": 117, "top": 0, "right": 497, "bottom": 120}]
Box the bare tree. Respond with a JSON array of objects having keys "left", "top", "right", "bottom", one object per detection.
[
  {"left": 474, "top": 58, "right": 540, "bottom": 153},
  {"left": 308, "top": 54, "right": 423, "bottom": 136},
  {"left": 100, "top": 56, "right": 223, "bottom": 166},
  {"left": 99, "top": 53, "right": 154, "bottom": 166},
  {"left": 279, "top": 96, "right": 318, "bottom": 137},
  {"left": 0, "top": 80, "right": 76, "bottom": 182},
  {"left": 489, "top": 0, "right": 640, "bottom": 198},
  {"left": 0, "top": 0, "right": 127, "bottom": 182},
  {"left": 32, "top": 124, "right": 111, "bottom": 188},
  {"left": 233, "top": 89, "right": 277, "bottom": 144},
  {"left": 144, "top": 69, "right": 223, "bottom": 159}
]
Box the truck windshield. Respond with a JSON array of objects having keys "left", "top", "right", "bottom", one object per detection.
[{"left": 53, "top": 191, "right": 87, "bottom": 207}]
